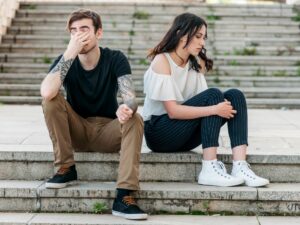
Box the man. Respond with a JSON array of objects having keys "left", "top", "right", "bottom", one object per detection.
[{"left": 40, "top": 9, "right": 147, "bottom": 220}]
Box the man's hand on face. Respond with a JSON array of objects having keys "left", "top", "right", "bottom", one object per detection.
[
  {"left": 116, "top": 104, "right": 133, "bottom": 124},
  {"left": 65, "top": 32, "right": 91, "bottom": 59}
]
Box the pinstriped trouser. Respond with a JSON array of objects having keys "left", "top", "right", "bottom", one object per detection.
[{"left": 144, "top": 88, "right": 248, "bottom": 152}]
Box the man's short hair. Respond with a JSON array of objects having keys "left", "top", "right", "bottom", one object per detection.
[{"left": 67, "top": 9, "right": 102, "bottom": 33}]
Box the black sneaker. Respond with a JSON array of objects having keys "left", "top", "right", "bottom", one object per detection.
[
  {"left": 112, "top": 195, "right": 148, "bottom": 220},
  {"left": 45, "top": 165, "right": 77, "bottom": 189}
]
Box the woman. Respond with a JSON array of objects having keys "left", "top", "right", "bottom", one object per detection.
[{"left": 142, "top": 13, "right": 269, "bottom": 187}]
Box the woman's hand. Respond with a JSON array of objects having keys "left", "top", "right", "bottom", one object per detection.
[{"left": 214, "top": 100, "right": 237, "bottom": 119}]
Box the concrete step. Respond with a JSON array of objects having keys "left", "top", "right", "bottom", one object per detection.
[
  {"left": 1, "top": 62, "right": 300, "bottom": 76},
  {"left": 12, "top": 16, "right": 300, "bottom": 28},
  {"left": 2, "top": 53, "right": 300, "bottom": 67},
  {"left": 7, "top": 26, "right": 300, "bottom": 38},
  {"left": 0, "top": 73, "right": 46, "bottom": 84},
  {"left": 1, "top": 213, "right": 299, "bottom": 225},
  {"left": 15, "top": 9, "right": 295, "bottom": 19},
  {"left": 130, "top": 55, "right": 300, "bottom": 66},
  {"left": 0, "top": 146, "right": 299, "bottom": 182},
  {"left": 1, "top": 44, "right": 300, "bottom": 57},
  {"left": 0, "top": 180, "right": 299, "bottom": 215},
  {"left": 2, "top": 72, "right": 300, "bottom": 88},
  {"left": 2, "top": 35, "right": 131, "bottom": 45},
  {"left": 18, "top": 1, "right": 294, "bottom": 10},
  {"left": 1, "top": 96, "right": 300, "bottom": 109},
  {"left": 2, "top": 34, "right": 299, "bottom": 47},
  {"left": 1, "top": 83, "right": 300, "bottom": 99}
]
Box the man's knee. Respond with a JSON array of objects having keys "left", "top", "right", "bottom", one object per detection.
[
  {"left": 42, "top": 94, "right": 65, "bottom": 114},
  {"left": 123, "top": 113, "right": 144, "bottom": 131}
]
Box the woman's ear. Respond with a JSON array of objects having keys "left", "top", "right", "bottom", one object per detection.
[{"left": 180, "top": 35, "right": 187, "bottom": 43}]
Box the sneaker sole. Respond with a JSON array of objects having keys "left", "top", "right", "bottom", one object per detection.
[
  {"left": 245, "top": 180, "right": 270, "bottom": 187},
  {"left": 112, "top": 210, "right": 148, "bottom": 220},
  {"left": 45, "top": 181, "right": 76, "bottom": 189},
  {"left": 198, "top": 179, "right": 244, "bottom": 187}
]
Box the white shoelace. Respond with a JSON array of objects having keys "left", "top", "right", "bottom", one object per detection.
[
  {"left": 215, "top": 161, "right": 228, "bottom": 174},
  {"left": 239, "top": 161, "right": 257, "bottom": 177}
]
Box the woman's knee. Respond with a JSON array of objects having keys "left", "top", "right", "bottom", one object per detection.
[
  {"left": 205, "top": 88, "right": 224, "bottom": 104},
  {"left": 224, "top": 89, "right": 246, "bottom": 101}
]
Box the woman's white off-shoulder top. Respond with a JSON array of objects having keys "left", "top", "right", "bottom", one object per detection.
[{"left": 142, "top": 53, "right": 208, "bottom": 121}]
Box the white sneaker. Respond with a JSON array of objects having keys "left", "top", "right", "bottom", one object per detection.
[
  {"left": 198, "top": 159, "right": 245, "bottom": 187},
  {"left": 231, "top": 161, "right": 270, "bottom": 187}
]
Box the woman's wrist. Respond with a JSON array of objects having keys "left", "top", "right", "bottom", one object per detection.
[{"left": 209, "top": 105, "right": 217, "bottom": 116}]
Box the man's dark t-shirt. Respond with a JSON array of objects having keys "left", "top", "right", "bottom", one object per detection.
[{"left": 49, "top": 47, "right": 131, "bottom": 119}]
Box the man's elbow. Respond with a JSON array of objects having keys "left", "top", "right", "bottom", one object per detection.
[{"left": 40, "top": 88, "right": 56, "bottom": 102}]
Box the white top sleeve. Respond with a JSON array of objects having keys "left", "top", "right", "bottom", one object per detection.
[{"left": 144, "top": 67, "right": 184, "bottom": 102}]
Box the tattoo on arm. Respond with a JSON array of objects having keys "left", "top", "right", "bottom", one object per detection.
[
  {"left": 50, "top": 56, "right": 74, "bottom": 83},
  {"left": 117, "top": 75, "right": 138, "bottom": 113}
]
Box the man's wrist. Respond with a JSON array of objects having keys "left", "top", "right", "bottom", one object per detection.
[
  {"left": 124, "top": 99, "right": 138, "bottom": 114},
  {"left": 63, "top": 49, "right": 77, "bottom": 60}
]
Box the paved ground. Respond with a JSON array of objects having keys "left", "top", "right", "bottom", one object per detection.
[
  {"left": 0, "top": 105, "right": 299, "bottom": 155},
  {"left": 0, "top": 213, "right": 299, "bottom": 225}
]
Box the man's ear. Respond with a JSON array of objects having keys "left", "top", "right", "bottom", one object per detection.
[{"left": 96, "top": 28, "right": 103, "bottom": 39}]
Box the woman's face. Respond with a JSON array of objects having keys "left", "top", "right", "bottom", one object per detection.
[{"left": 182, "top": 25, "right": 206, "bottom": 56}]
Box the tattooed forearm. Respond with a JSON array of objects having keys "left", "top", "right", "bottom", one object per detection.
[
  {"left": 117, "top": 75, "right": 138, "bottom": 113},
  {"left": 50, "top": 56, "right": 74, "bottom": 83}
]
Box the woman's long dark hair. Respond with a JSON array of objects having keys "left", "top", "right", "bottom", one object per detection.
[{"left": 148, "top": 13, "right": 213, "bottom": 72}]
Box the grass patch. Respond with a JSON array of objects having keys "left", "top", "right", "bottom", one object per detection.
[
  {"left": 233, "top": 47, "right": 257, "bottom": 56},
  {"left": 93, "top": 202, "right": 108, "bottom": 214},
  {"left": 291, "top": 14, "right": 300, "bottom": 21},
  {"left": 127, "top": 47, "right": 135, "bottom": 55},
  {"left": 42, "top": 56, "right": 52, "bottom": 64},
  {"left": 272, "top": 71, "right": 287, "bottom": 77},
  {"left": 206, "top": 15, "right": 221, "bottom": 21},
  {"left": 233, "top": 79, "right": 241, "bottom": 86},
  {"left": 250, "top": 42, "right": 259, "bottom": 47},
  {"left": 297, "top": 67, "right": 300, "bottom": 76},
  {"left": 228, "top": 60, "right": 240, "bottom": 66},
  {"left": 139, "top": 58, "right": 150, "bottom": 66},
  {"left": 63, "top": 39, "right": 69, "bottom": 45},
  {"left": 129, "top": 30, "right": 135, "bottom": 36},
  {"left": 112, "top": 21, "right": 117, "bottom": 28},
  {"left": 213, "top": 76, "right": 220, "bottom": 83},
  {"left": 133, "top": 11, "right": 150, "bottom": 20},
  {"left": 24, "top": 4, "right": 37, "bottom": 10},
  {"left": 253, "top": 68, "right": 265, "bottom": 77}
]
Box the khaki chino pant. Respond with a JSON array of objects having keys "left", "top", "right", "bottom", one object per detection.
[{"left": 42, "top": 94, "right": 143, "bottom": 190}]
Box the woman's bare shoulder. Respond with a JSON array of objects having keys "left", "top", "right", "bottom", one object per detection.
[{"left": 151, "top": 53, "right": 171, "bottom": 75}]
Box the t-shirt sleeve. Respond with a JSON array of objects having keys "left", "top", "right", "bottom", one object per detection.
[
  {"left": 48, "top": 55, "right": 63, "bottom": 73},
  {"left": 113, "top": 51, "right": 132, "bottom": 78}
]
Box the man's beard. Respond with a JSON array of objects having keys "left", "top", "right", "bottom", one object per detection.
[{"left": 79, "top": 44, "right": 97, "bottom": 54}]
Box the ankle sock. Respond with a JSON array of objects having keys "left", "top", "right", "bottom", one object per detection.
[{"left": 116, "top": 188, "right": 131, "bottom": 200}]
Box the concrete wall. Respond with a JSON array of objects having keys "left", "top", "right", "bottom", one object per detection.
[{"left": 0, "top": 0, "right": 19, "bottom": 44}]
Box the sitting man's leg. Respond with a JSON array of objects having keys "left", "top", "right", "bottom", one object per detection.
[
  {"left": 42, "top": 94, "right": 92, "bottom": 188},
  {"left": 88, "top": 113, "right": 147, "bottom": 220}
]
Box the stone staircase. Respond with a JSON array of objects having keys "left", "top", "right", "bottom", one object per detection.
[
  {"left": 0, "top": 146, "right": 300, "bottom": 215},
  {"left": 0, "top": 104, "right": 300, "bottom": 217},
  {"left": 0, "top": 1, "right": 300, "bottom": 108}
]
